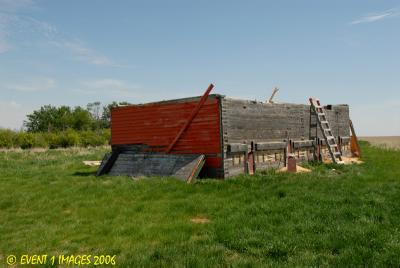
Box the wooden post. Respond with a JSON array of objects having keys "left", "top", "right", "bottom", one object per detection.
[
  {"left": 314, "top": 138, "right": 322, "bottom": 162},
  {"left": 286, "top": 140, "right": 297, "bottom": 172},
  {"left": 287, "top": 155, "right": 297, "bottom": 172},
  {"left": 247, "top": 142, "right": 255, "bottom": 175}
]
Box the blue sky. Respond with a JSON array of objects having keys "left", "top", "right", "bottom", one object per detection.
[{"left": 0, "top": 0, "right": 399, "bottom": 135}]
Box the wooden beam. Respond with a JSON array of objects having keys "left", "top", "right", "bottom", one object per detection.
[
  {"left": 349, "top": 119, "right": 362, "bottom": 157},
  {"left": 187, "top": 155, "right": 206, "bottom": 183},
  {"left": 267, "top": 87, "right": 279, "bottom": 103},
  {"left": 165, "top": 83, "right": 214, "bottom": 153}
]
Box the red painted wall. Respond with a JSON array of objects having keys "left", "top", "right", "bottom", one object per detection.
[{"left": 111, "top": 97, "right": 222, "bottom": 168}]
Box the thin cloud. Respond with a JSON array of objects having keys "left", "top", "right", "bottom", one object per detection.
[
  {"left": 0, "top": 0, "right": 36, "bottom": 52},
  {"left": 80, "top": 79, "right": 139, "bottom": 97},
  {"left": 50, "top": 40, "right": 123, "bottom": 67},
  {"left": 78, "top": 79, "right": 164, "bottom": 101},
  {"left": 351, "top": 8, "right": 399, "bottom": 24},
  {"left": 83, "top": 79, "right": 127, "bottom": 89},
  {"left": 2, "top": 77, "right": 56, "bottom": 92},
  {"left": 0, "top": 100, "right": 21, "bottom": 109},
  {"left": 0, "top": 0, "right": 125, "bottom": 67},
  {"left": 24, "top": 16, "right": 58, "bottom": 36}
]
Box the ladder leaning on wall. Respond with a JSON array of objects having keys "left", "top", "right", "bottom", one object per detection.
[{"left": 309, "top": 98, "right": 344, "bottom": 164}]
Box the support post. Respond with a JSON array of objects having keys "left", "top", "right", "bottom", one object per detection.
[{"left": 286, "top": 140, "right": 297, "bottom": 172}]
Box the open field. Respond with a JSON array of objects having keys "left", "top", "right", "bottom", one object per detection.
[
  {"left": 360, "top": 136, "right": 400, "bottom": 150},
  {"left": 1, "top": 142, "right": 400, "bottom": 266}
]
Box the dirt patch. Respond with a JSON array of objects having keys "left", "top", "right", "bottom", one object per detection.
[
  {"left": 190, "top": 216, "right": 210, "bottom": 224},
  {"left": 63, "top": 209, "right": 72, "bottom": 214},
  {"left": 341, "top": 156, "right": 363, "bottom": 164},
  {"left": 83, "top": 160, "right": 101, "bottom": 166},
  {"left": 278, "top": 165, "right": 311, "bottom": 173},
  {"left": 323, "top": 157, "right": 363, "bottom": 165}
]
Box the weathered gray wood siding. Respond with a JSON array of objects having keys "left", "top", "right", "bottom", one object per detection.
[
  {"left": 221, "top": 98, "right": 350, "bottom": 177},
  {"left": 221, "top": 98, "right": 349, "bottom": 142},
  {"left": 109, "top": 153, "right": 205, "bottom": 181}
]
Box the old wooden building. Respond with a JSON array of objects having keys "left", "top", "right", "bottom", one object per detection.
[{"left": 97, "top": 89, "right": 351, "bottom": 180}]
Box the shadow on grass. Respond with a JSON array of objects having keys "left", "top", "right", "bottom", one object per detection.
[{"left": 73, "top": 171, "right": 97, "bottom": 176}]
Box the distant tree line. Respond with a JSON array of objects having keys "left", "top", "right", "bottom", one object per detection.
[
  {"left": 24, "top": 101, "right": 130, "bottom": 132},
  {"left": 0, "top": 101, "right": 130, "bottom": 149},
  {"left": 0, "top": 128, "right": 111, "bottom": 149}
]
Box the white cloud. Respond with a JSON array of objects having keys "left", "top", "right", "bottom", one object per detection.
[
  {"left": 80, "top": 79, "right": 140, "bottom": 97},
  {"left": 0, "top": 0, "right": 123, "bottom": 67},
  {"left": 8, "top": 100, "right": 21, "bottom": 108},
  {"left": 24, "top": 16, "right": 58, "bottom": 36},
  {"left": 0, "top": 0, "right": 37, "bottom": 53},
  {"left": 83, "top": 79, "right": 127, "bottom": 89},
  {"left": 2, "top": 77, "right": 55, "bottom": 92},
  {"left": 351, "top": 8, "right": 399, "bottom": 24},
  {"left": 49, "top": 40, "right": 122, "bottom": 67},
  {"left": 79, "top": 79, "right": 167, "bottom": 102}
]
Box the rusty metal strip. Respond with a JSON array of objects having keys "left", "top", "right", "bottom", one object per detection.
[{"left": 165, "top": 83, "right": 214, "bottom": 153}]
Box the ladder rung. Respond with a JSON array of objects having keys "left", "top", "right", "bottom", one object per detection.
[{"left": 310, "top": 97, "right": 343, "bottom": 164}]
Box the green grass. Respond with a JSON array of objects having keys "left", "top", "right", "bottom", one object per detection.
[{"left": 0, "top": 143, "right": 400, "bottom": 267}]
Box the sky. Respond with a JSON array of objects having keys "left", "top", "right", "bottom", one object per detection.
[{"left": 0, "top": 0, "right": 399, "bottom": 136}]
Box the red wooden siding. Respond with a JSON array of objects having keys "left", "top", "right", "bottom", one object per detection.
[{"left": 111, "top": 98, "right": 222, "bottom": 168}]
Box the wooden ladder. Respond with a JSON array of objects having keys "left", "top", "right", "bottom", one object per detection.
[{"left": 309, "top": 98, "right": 344, "bottom": 164}]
